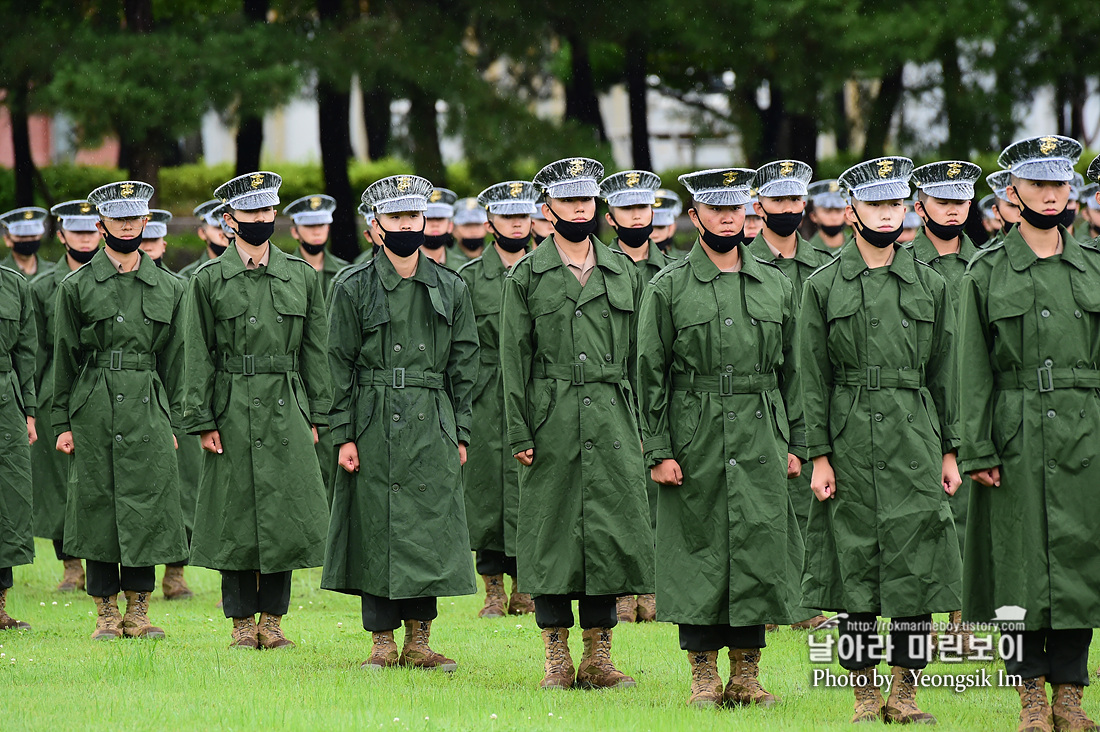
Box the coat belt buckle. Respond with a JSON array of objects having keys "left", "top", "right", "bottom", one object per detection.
[
  {"left": 866, "top": 365, "right": 881, "bottom": 391},
  {"left": 109, "top": 350, "right": 123, "bottom": 371},
  {"left": 241, "top": 354, "right": 255, "bottom": 376},
  {"left": 1037, "top": 365, "right": 1054, "bottom": 393},
  {"left": 720, "top": 373, "right": 733, "bottom": 396},
  {"left": 572, "top": 363, "right": 585, "bottom": 386},
  {"left": 393, "top": 367, "right": 406, "bottom": 389}
]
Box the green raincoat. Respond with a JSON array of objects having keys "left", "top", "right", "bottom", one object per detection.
[
  {"left": 807, "top": 232, "right": 847, "bottom": 258},
  {"left": 321, "top": 252, "right": 478, "bottom": 600},
  {"left": 181, "top": 243, "right": 331, "bottom": 574},
  {"left": 500, "top": 237, "right": 654, "bottom": 597},
  {"left": 957, "top": 227, "right": 1100, "bottom": 630},
  {"left": 0, "top": 266, "right": 36, "bottom": 569},
  {"left": 0, "top": 252, "right": 53, "bottom": 279},
  {"left": 798, "top": 241, "right": 961, "bottom": 616},
  {"left": 638, "top": 243, "right": 806, "bottom": 626},
  {"left": 52, "top": 250, "right": 187, "bottom": 565}
]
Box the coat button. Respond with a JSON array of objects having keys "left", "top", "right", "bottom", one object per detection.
[
  {"left": 253, "top": 398, "right": 261, "bottom": 406},
  {"left": 393, "top": 344, "right": 402, "bottom": 352},
  {"left": 418, "top": 484, "right": 427, "bottom": 492},
  {"left": 278, "top": 399, "right": 285, "bottom": 406},
  {"left": 870, "top": 318, "right": 880, "bottom": 327},
  {"left": 392, "top": 414, "right": 400, "bottom": 422},
  {"left": 755, "top": 410, "right": 763, "bottom": 418},
  {"left": 116, "top": 315, "right": 124, "bottom": 322},
  {"left": 575, "top": 310, "right": 582, "bottom": 318},
  {"left": 282, "top": 439, "right": 288, "bottom": 445},
  {"left": 907, "top": 414, "right": 914, "bottom": 422},
  {"left": 255, "top": 439, "right": 262, "bottom": 448},
  {"left": 1075, "top": 310, "right": 1082, "bottom": 318},
  {"left": 579, "top": 353, "right": 587, "bottom": 362},
  {"left": 909, "top": 461, "right": 918, "bottom": 469},
  {"left": 143, "top": 317, "right": 151, "bottom": 324},
  {"left": 418, "top": 344, "right": 426, "bottom": 351},
  {"left": 1083, "top": 459, "right": 1091, "bottom": 468},
  {"left": 601, "top": 310, "right": 609, "bottom": 318},
  {"left": 418, "top": 413, "right": 425, "bottom": 420},
  {"left": 729, "top": 458, "right": 737, "bottom": 466},
  {"left": 862, "top": 270, "right": 869, "bottom": 276},
  {"left": 1041, "top": 309, "right": 1050, "bottom": 318},
  {"left": 1047, "top": 410, "right": 1056, "bottom": 418},
  {"left": 1044, "top": 358, "right": 1053, "bottom": 367},
  {"left": 276, "top": 315, "right": 283, "bottom": 322},
  {"left": 2, "top": 433, "right": 9, "bottom": 440},
  {"left": 901, "top": 319, "right": 909, "bottom": 328},
  {"left": 1077, "top": 360, "right": 1087, "bottom": 368},
  {"left": 142, "top": 396, "right": 149, "bottom": 403},
  {"left": 1082, "top": 410, "right": 1088, "bottom": 418},
  {"left": 874, "top": 412, "right": 883, "bottom": 422},
  {"left": 115, "top": 434, "right": 123, "bottom": 442},
  {"left": 1047, "top": 459, "right": 1057, "bottom": 470},
  {"left": 758, "top": 456, "right": 767, "bottom": 464},
  {"left": 392, "top": 483, "right": 400, "bottom": 492},
  {"left": 750, "top": 318, "right": 758, "bottom": 326},
  {"left": 584, "top": 440, "right": 593, "bottom": 450},
  {"left": 724, "top": 318, "right": 733, "bottom": 326},
  {"left": 876, "top": 461, "right": 885, "bottom": 470},
  {"left": 249, "top": 316, "right": 257, "bottom": 324},
  {"left": 604, "top": 353, "right": 612, "bottom": 362},
  {"left": 116, "top": 394, "right": 124, "bottom": 402},
  {"left": 725, "top": 365, "right": 733, "bottom": 372},
  {"left": 610, "top": 398, "right": 616, "bottom": 405},
  {"left": 754, "top": 363, "right": 761, "bottom": 372},
  {"left": 613, "top": 441, "right": 621, "bottom": 449},
  {"left": 583, "top": 397, "right": 591, "bottom": 406},
  {"left": 142, "top": 435, "right": 150, "bottom": 443},
  {"left": 727, "top": 412, "right": 736, "bottom": 420},
  {"left": 0, "top": 395, "right": 5, "bottom": 402}
]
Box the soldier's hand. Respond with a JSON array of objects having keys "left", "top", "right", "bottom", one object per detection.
[
  {"left": 26, "top": 416, "right": 36, "bottom": 446},
  {"left": 970, "top": 466, "right": 1001, "bottom": 487},
  {"left": 312, "top": 425, "right": 319, "bottom": 444},
  {"left": 173, "top": 434, "right": 178, "bottom": 450},
  {"left": 459, "top": 442, "right": 468, "bottom": 466},
  {"left": 338, "top": 442, "right": 359, "bottom": 473},
  {"left": 810, "top": 456, "right": 836, "bottom": 501},
  {"left": 56, "top": 430, "right": 74, "bottom": 454},
  {"left": 651, "top": 459, "right": 683, "bottom": 486},
  {"left": 786, "top": 453, "right": 801, "bottom": 479},
  {"left": 514, "top": 449, "right": 534, "bottom": 466},
  {"left": 942, "top": 453, "right": 962, "bottom": 496},
  {"left": 201, "top": 429, "right": 223, "bottom": 454}
]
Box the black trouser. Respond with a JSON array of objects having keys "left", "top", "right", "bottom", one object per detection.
[
  {"left": 360, "top": 594, "right": 438, "bottom": 632},
  {"left": 52, "top": 539, "right": 77, "bottom": 562},
  {"left": 1004, "top": 628, "right": 1093, "bottom": 686},
  {"left": 220, "top": 570, "right": 292, "bottom": 619},
  {"left": 838, "top": 612, "right": 932, "bottom": 671},
  {"left": 0, "top": 567, "right": 12, "bottom": 591},
  {"left": 679, "top": 623, "right": 766, "bottom": 652},
  {"left": 475, "top": 549, "right": 517, "bottom": 577},
  {"left": 533, "top": 594, "right": 618, "bottom": 630},
  {"left": 85, "top": 561, "right": 155, "bottom": 597}
]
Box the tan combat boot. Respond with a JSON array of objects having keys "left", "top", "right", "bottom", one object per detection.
[
  {"left": 540, "top": 627, "right": 574, "bottom": 689},
  {"left": 230, "top": 616, "right": 258, "bottom": 648},
  {"left": 257, "top": 612, "right": 295, "bottom": 649},
  {"left": 91, "top": 595, "right": 122, "bottom": 640},
  {"left": 361, "top": 630, "right": 400, "bottom": 669},
  {"left": 1051, "top": 683, "right": 1098, "bottom": 731},
  {"left": 616, "top": 596, "right": 637, "bottom": 623},
  {"left": 507, "top": 576, "right": 534, "bottom": 615},
  {"left": 161, "top": 566, "right": 194, "bottom": 601},
  {"left": 576, "top": 628, "right": 636, "bottom": 689},
  {"left": 850, "top": 667, "right": 885, "bottom": 723},
  {"left": 724, "top": 648, "right": 778, "bottom": 707},
  {"left": 0, "top": 588, "right": 30, "bottom": 630},
  {"left": 57, "top": 559, "right": 85, "bottom": 592},
  {"left": 636, "top": 594, "right": 657, "bottom": 623},
  {"left": 122, "top": 591, "right": 165, "bottom": 639},
  {"left": 400, "top": 619, "right": 457, "bottom": 671},
  {"left": 790, "top": 614, "right": 828, "bottom": 630},
  {"left": 1016, "top": 677, "right": 1054, "bottom": 732},
  {"left": 686, "top": 650, "right": 723, "bottom": 708},
  {"left": 884, "top": 666, "right": 936, "bottom": 724},
  {"left": 478, "top": 574, "right": 507, "bottom": 618}
]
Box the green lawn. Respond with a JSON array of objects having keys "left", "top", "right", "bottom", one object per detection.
[{"left": 0, "top": 538, "right": 1092, "bottom": 730}]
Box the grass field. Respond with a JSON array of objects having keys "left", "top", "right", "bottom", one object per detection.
[{"left": 1, "top": 538, "right": 1095, "bottom": 731}]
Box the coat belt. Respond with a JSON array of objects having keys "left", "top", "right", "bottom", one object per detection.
[
  {"left": 90, "top": 350, "right": 157, "bottom": 371},
  {"left": 995, "top": 366, "right": 1100, "bottom": 392},
  {"left": 671, "top": 372, "right": 777, "bottom": 394},
  {"left": 220, "top": 353, "right": 298, "bottom": 375},
  {"left": 834, "top": 367, "right": 924, "bottom": 390},
  {"left": 532, "top": 362, "right": 624, "bottom": 385},
  {"left": 357, "top": 368, "right": 444, "bottom": 389}
]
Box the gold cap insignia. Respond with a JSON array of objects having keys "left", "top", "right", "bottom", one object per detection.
[
  {"left": 309, "top": 196, "right": 322, "bottom": 210},
  {"left": 779, "top": 161, "right": 795, "bottom": 176},
  {"left": 120, "top": 182, "right": 135, "bottom": 198},
  {"left": 828, "top": 181, "right": 840, "bottom": 192},
  {"left": 509, "top": 182, "right": 524, "bottom": 198},
  {"left": 429, "top": 190, "right": 442, "bottom": 203},
  {"left": 722, "top": 171, "right": 739, "bottom": 186},
  {"left": 625, "top": 172, "right": 641, "bottom": 188},
  {"left": 653, "top": 198, "right": 663, "bottom": 208},
  {"left": 466, "top": 199, "right": 478, "bottom": 209},
  {"left": 569, "top": 159, "right": 586, "bottom": 176},
  {"left": 946, "top": 163, "right": 962, "bottom": 179},
  {"left": 877, "top": 160, "right": 894, "bottom": 178},
  {"left": 80, "top": 202, "right": 92, "bottom": 213},
  {"left": 1039, "top": 137, "right": 1058, "bottom": 155},
  {"left": 250, "top": 173, "right": 265, "bottom": 189},
  {"left": 23, "top": 210, "right": 33, "bottom": 219},
  {"left": 397, "top": 177, "right": 411, "bottom": 192}
]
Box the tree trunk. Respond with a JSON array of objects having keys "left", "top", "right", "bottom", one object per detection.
[
  {"left": 124, "top": 0, "right": 153, "bottom": 31},
  {"left": 235, "top": 0, "right": 269, "bottom": 174},
  {"left": 940, "top": 37, "right": 970, "bottom": 157},
  {"left": 9, "top": 80, "right": 36, "bottom": 208},
  {"left": 362, "top": 84, "right": 392, "bottom": 160},
  {"left": 625, "top": 33, "right": 651, "bottom": 170},
  {"left": 407, "top": 88, "right": 446, "bottom": 186},
  {"left": 833, "top": 89, "right": 850, "bottom": 154},
  {"left": 563, "top": 34, "right": 607, "bottom": 142},
  {"left": 317, "top": 0, "right": 358, "bottom": 259},
  {"left": 863, "top": 66, "right": 904, "bottom": 157},
  {"left": 756, "top": 81, "right": 784, "bottom": 164},
  {"left": 789, "top": 112, "right": 818, "bottom": 173}
]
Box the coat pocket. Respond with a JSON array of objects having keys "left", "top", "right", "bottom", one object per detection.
[
  {"left": 767, "top": 390, "right": 791, "bottom": 447},
  {"left": 290, "top": 375, "right": 313, "bottom": 423},
  {"left": 354, "top": 386, "right": 375, "bottom": 441},
  {"left": 991, "top": 389, "right": 1024, "bottom": 458},
  {"left": 918, "top": 388, "right": 942, "bottom": 444},
  {"left": 437, "top": 392, "right": 458, "bottom": 446},
  {"left": 527, "top": 379, "right": 554, "bottom": 435},
  {"left": 272, "top": 281, "right": 309, "bottom": 318},
  {"left": 669, "top": 390, "right": 703, "bottom": 455},
  {"left": 827, "top": 386, "right": 859, "bottom": 443}
]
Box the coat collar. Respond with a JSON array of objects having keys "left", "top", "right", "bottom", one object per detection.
[
  {"left": 530, "top": 235, "right": 624, "bottom": 276},
  {"left": 90, "top": 248, "right": 161, "bottom": 285},
  {"left": 219, "top": 242, "right": 292, "bottom": 281},
  {"left": 909, "top": 228, "right": 980, "bottom": 265},
  {"left": 375, "top": 249, "right": 439, "bottom": 291},
  {"left": 747, "top": 231, "right": 820, "bottom": 267},
  {"left": 610, "top": 238, "right": 665, "bottom": 269},
  {"left": 1001, "top": 225, "right": 1085, "bottom": 272},
  {"left": 687, "top": 239, "right": 766, "bottom": 283},
  {"left": 479, "top": 245, "right": 508, "bottom": 279},
  {"left": 838, "top": 239, "right": 917, "bottom": 284}
]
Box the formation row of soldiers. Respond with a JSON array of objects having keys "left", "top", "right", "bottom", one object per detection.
[{"left": 0, "top": 133, "right": 1099, "bottom": 731}]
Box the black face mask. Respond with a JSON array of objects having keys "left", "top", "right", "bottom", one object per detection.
[
  {"left": 533, "top": 232, "right": 547, "bottom": 246},
  {"left": 12, "top": 238, "right": 41, "bottom": 256},
  {"left": 423, "top": 233, "right": 452, "bottom": 251},
  {"left": 1091, "top": 224, "right": 1100, "bottom": 238},
  {"left": 819, "top": 223, "right": 846, "bottom": 237},
  {"left": 1012, "top": 187, "right": 1064, "bottom": 231},
  {"left": 230, "top": 217, "right": 275, "bottom": 246},
  {"left": 922, "top": 212, "right": 966, "bottom": 241},
  {"left": 761, "top": 210, "right": 804, "bottom": 238},
  {"left": 1001, "top": 221, "right": 1016, "bottom": 235},
  {"left": 654, "top": 237, "right": 670, "bottom": 252},
  {"left": 1058, "top": 207, "right": 1077, "bottom": 229},
  {"left": 490, "top": 223, "right": 530, "bottom": 254},
  {"left": 547, "top": 206, "right": 599, "bottom": 243},
  {"left": 378, "top": 224, "right": 425, "bottom": 258},
  {"left": 66, "top": 245, "right": 97, "bottom": 264},
  {"left": 299, "top": 241, "right": 326, "bottom": 256},
  {"left": 611, "top": 218, "right": 653, "bottom": 249},
  {"left": 693, "top": 212, "right": 745, "bottom": 254},
  {"left": 459, "top": 237, "right": 484, "bottom": 252},
  {"left": 852, "top": 209, "right": 902, "bottom": 248},
  {"left": 103, "top": 228, "right": 144, "bottom": 254},
  {"left": 209, "top": 242, "right": 228, "bottom": 257}
]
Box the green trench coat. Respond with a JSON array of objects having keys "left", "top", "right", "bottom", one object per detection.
[
  {"left": 798, "top": 242, "right": 961, "bottom": 617},
  {"left": 321, "top": 252, "right": 478, "bottom": 600},
  {"left": 458, "top": 247, "right": 519, "bottom": 555},
  {"left": 29, "top": 262, "right": 77, "bottom": 542},
  {"left": 52, "top": 251, "right": 187, "bottom": 565},
  {"left": 638, "top": 244, "right": 807, "bottom": 626},
  {"left": 181, "top": 243, "right": 331, "bottom": 574},
  {"left": 0, "top": 266, "right": 36, "bottom": 569},
  {"left": 957, "top": 228, "right": 1100, "bottom": 630},
  {"left": 908, "top": 229, "right": 980, "bottom": 562},
  {"left": 500, "top": 238, "right": 654, "bottom": 597}
]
